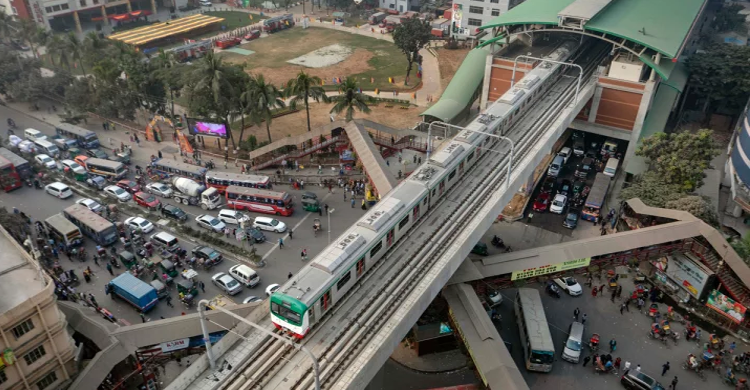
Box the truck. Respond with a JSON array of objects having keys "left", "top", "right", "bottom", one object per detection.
[
  {"left": 581, "top": 173, "right": 611, "bottom": 222},
  {"left": 108, "top": 273, "right": 159, "bottom": 312},
  {"left": 369, "top": 12, "right": 387, "bottom": 25},
  {"left": 216, "top": 37, "right": 242, "bottom": 49},
  {"left": 171, "top": 177, "right": 222, "bottom": 210},
  {"left": 263, "top": 14, "right": 294, "bottom": 34}
]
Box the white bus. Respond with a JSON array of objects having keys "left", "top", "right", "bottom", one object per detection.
[
  {"left": 515, "top": 288, "right": 555, "bottom": 372},
  {"left": 45, "top": 214, "right": 83, "bottom": 248}
]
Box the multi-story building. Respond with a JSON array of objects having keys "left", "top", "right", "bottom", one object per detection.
[
  {"left": 0, "top": 0, "right": 32, "bottom": 20},
  {"left": 726, "top": 99, "right": 750, "bottom": 233},
  {"left": 26, "top": 0, "right": 160, "bottom": 33},
  {"left": 449, "top": 0, "right": 524, "bottom": 39},
  {"left": 0, "top": 225, "right": 77, "bottom": 389},
  {"left": 377, "top": 0, "right": 420, "bottom": 13}
]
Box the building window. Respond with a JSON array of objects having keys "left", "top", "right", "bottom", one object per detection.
[
  {"left": 469, "top": 6, "right": 483, "bottom": 14},
  {"left": 36, "top": 371, "right": 57, "bottom": 390},
  {"left": 11, "top": 6, "right": 18, "bottom": 14},
  {"left": 61, "top": 4, "right": 69, "bottom": 10},
  {"left": 336, "top": 270, "right": 351, "bottom": 291},
  {"left": 12, "top": 318, "right": 34, "bottom": 339},
  {"left": 468, "top": 18, "right": 482, "bottom": 26},
  {"left": 93, "top": 0, "right": 99, "bottom": 4},
  {"left": 491, "top": 0, "right": 499, "bottom": 3},
  {"left": 79, "top": 0, "right": 86, "bottom": 6},
  {"left": 491, "top": 8, "right": 500, "bottom": 16},
  {"left": 45, "top": 7, "right": 52, "bottom": 12},
  {"left": 24, "top": 345, "right": 46, "bottom": 366},
  {"left": 0, "top": 368, "right": 6, "bottom": 384}
]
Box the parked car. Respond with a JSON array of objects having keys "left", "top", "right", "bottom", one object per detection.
[
  {"left": 116, "top": 179, "right": 141, "bottom": 194},
  {"left": 145, "top": 182, "right": 173, "bottom": 197},
  {"left": 161, "top": 204, "right": 187, "bottom": 221},
  {"left": 86, "top": 175, "right": 106, "bottom": 190},
  {"left": 244, "top": 29, "right": 261, "bottom": 41},
  {"left": 196, "top": 214, "right": 226, "bottom": 233},
  {"left": 620, "top": 370, "right": 664, "bottom": 390},
  {"left": 76, "top": 198, "right": 103, "bottom": 214},
  {"left": 563, "top": 211, "right": 579, "bottom": 229},
  {"left": 244, "top": 227, "right": 266, "bottom": 243},
  {"left": 572, "top": 181, "right": 585, "bottom": 194},
  {"left": 35, "top": 154, "right": 57, "bottom": 169},
  {"left": 242, "top": 296, "right": 262, "bottom": 304},
  {"left": 550, "top": 194, "right": 567, "bottom": 214},
  {"left": 541, "top": 176, "right": 555, "bottom": 193},
  {"left": 104, "top": 185, "right": 132, "bottom": 202},
  {"left": 124, "top": 216, "right": 155, "bottom": 234},
  {"left": 573, "top": 140, "right": 585, "bottom": 156},
  {"left": 45, "top": 182, "right": 73, "bottom": 199},
  {"left": 86, "top": 148, "right": 109, "bottom": 159},
  {"left": 557, "top": 179, "right": 572, "bottom": 197},
  {"left": 218, "top": 209, "right": 250, "bottom": 225},
  {"left": 555, "top": 277, "right": 582, "bottom": 296},
  {"left": 265, "top": 283, "right": 281, "bottom": 297},
  {"left": 134, "top": 192, "right": 160, "bottom": 208},
  {"left": 212, "top": 272, "right": 242, "bottom": 295},
  {"left": 192, "top": 245, "right": 223, "bottom": 265},
  {"left": 532, "top": 192, "right": 550, "bottom": 212}
]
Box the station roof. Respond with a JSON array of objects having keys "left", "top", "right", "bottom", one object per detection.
[
  {"left": 108, "top": 14, "right": 224, "bottom": 47},
  {"left": 480, "top": 0, "right": 707, "bottom": 59},
  {"left": 421, "top": 47, "right": 489, "bottom": 122}
]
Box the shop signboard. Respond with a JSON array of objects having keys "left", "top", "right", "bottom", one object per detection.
[
  {"left": 511, "top": 258, "right": 591, "bottom": 281},
  {"left": 452, "top": 4, "right": 463, "bottom": 29},
  {"left": 660, "top": 254, "right": 713, "bottom": 299},
  {"left": 160, "top": 338, "right": 189, "bottom": 353},
  {"left": 706, "top": 290, "right": 747, "bottom": 324}
]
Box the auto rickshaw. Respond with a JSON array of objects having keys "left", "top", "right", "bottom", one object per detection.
[
  {"left": 177, "top": 279, "right": 199, "bottom": 297},
  {"left": 67, "top": 147, "right": 82, "bottom": 160},
  {"left": 313, "top": 218, "right": 322, "bottom": 236},
  {"left": 301, "top": 191, "right": 317, "bottom": 201},
  {"left": 471, "top": 242, "right": 489, "bottom": 256},
  {"left": 159, "top": 259, "right": 179, "bottom": 279},
  {"left": 302, "top": 198, "right": 320, "bottom": 212},
  {"left": 119, "top": 250, "right": 137, "bottom": 269},
  {"left": 87, "top": 175, "right": 106, "bottom": 190}
]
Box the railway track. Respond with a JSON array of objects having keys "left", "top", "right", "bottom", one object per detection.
[{"left": 219, "top": 42, "right": 609, "bottom": 390}]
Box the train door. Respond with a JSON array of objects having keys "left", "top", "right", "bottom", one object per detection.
[
  {"left": 412, "top": 204, "right": 420, "bottom": 220},
  {"left": 356, "top": 257, "right": 365, "bottom": 278},
  {"left": 439, "top": 180, "right": 445, "bottom": 196},
  {"left": 308, "top": 305, "right": 315, "bottom": 325},
  {"left": 387, "top": 228, "right": 395, "bottom": 247},
  {"left": 321, "top": 290, "right": 332, "bottom": 312},
  {"left": 459, "top": 161, "right": 465, "bottom": 176}
]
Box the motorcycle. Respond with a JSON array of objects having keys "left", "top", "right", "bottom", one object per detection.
[
  {"left": 589, "top": 333, "right": 600, "bottom": 352},
  {"left": 546, "top": 282, "right": 561, "bottom": 298},
  {"left": 491, "top": 235, "right": 505, "bottom": 249},
  {"left": 25, "top": 178, "right": 32, "bottom": 187},
  {"left": 109, "top": 256, "right": 120, "bottom": 269}
]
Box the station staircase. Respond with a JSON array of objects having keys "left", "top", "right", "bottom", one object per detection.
[{"left": 695, "top": 248, "right": 750, "bottom": 305}]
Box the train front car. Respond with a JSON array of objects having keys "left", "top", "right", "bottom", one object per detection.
[{"left": 270, "top": 293, "right": 310, "bottom": 339}]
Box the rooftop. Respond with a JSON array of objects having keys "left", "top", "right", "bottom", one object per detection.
[
  {"left": 0, "top": 227, "right": 45, "bottom": 313},
  {"left": 108, "top": 14, "right": 225, "bottom": 47}
]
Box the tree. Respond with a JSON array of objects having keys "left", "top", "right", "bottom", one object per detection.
[
  {"left": 635, "top": 129, "right": 718, "bottom": 191},
  {"left": 618, "top": 172, "right": 684, "bottom": 208},
  {"left": 392, "top": 17, "right": 431, "bottom": 85},
  {"left": 731, "top": 234, "right": 750, "bottom": 266},
  {"left": 246, "top": 74, "right": 285, "bottom": 143},
  {"left": 65, "top": 32, "right": 87, "bottom": 77},
  {"left": 46, "top": 34, "right": 71, "bottom": 69},
  {"left": 664, "top": 196, "right": 718, "bottom": 227},
  {"left": 17, "top": 19, "right": 44, "bottom": 59},
  {"left": 285, "top": 71, "right": 329, "bottom": 133},
  {"left": 712, "top": 3, "right": 746, "bottom": 33},
  {"left": 688, "top": 44, "right": 750, "bottom": 116},
  {"left": 329, "top": 77, "right": 372, "bottom": 121},
  {"left": 0, "top": 13, "right": 14, "bottom": 44}
]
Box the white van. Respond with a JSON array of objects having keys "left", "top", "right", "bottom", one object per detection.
[
  {"left": 561, "top": 322, "right": 584, "bottom": 363},
  {"left": 557, "top": 147, "right": 572, "bottom": 164},
  {"left": 547, "top": 155, "right": 564, "bottom": 177},
  {"left": 603, "top": 158, "right": 619, "bottom": 177},
  {"left": 150, "top": 232, "right": 180, "bottom": 252},
  {"left": 24, "top": 128, "right": 47, "bottom": 142},
  {"left": 229, "top": 264, "right": 260, "bottom": 287},
  {"left": 218, "top": 209, "right": 250, "bottom": 225},
  {"left": 253, "top": 216, "right": 287, "bottom": 233},
  {"left": 34, "top": 139, "right": 60, "bottom": 158}
]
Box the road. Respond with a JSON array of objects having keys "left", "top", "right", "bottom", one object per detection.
[{"left": 0, "top": 104, "right": 369, "bottom": 325}]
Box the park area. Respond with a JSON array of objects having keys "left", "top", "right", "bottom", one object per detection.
[{"left": 221, "top": 27, "right": 413, "bottom": 91}]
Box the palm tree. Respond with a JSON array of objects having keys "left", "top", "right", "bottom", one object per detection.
[
  {"left": 247, "top": 74, "right": 285, "bottom": 143},
  {"left": 193, "top": 51, "right": 232, "bottom": 108},
  {"left": 329, "top": 77, "right": 373, "bottom": 122},
  {"left": 46, "top": 34, "right": 70, "bottom": 69},
  {"left": 66, "top": 32, "right": 87, "bottom": 76},
  {"left": 285, "top": 71, "right": 329, "bottom": 133},
  {"left": 17, "top": 19, "right": 44, "bottom": 59}
]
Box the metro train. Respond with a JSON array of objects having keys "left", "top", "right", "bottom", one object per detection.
[{"left": 270, "top": 39, "right": 582, "bottom": 338}]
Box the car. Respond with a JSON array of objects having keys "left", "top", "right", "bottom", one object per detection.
[
  {"left": 252, "top": 217, "right": 287, "bottom": 233},
  {"left": 104, "top": 185, "right": 132, "bottom": 202},
  {"left": 61, "top": 159, "right": 86, "bottom": 175},
  {"left": 218, "top": 209, "right": 250, "bottom": 225},
  {"left": 532, "top": 192, "right": 550, "bottom": 212},
  {"left": 195, "top": 214, "right": 226, "bottom": 233},
  {"left": 244, "top": 30, "right": 261, "bottom": 41},
  {"left": 161, "top": 204, "right": 188, "bottom": 221},
  {"left": 487, "top": 290, "right": 503, "bottom": 307},
  {"left": 124, "top": 216, "right": 155, "bottom": 234},
  {"left": 76, "top": 198, "right": 103, "bottom": 214},
  {"left": 550, "top": 194, "right": 567, "bottom": 214},
  {"left": 621, "top": 370, "right": 664, "bottom": 390},
  {"left": 556, "top": 277, "right": 582, "bottom": 296},
  {"left": 575, "top": 157, "right": 594, "bottom": 179},
  {"left": 573, "top": 140, "right": 585, "bottom": 156},
  {"left": 145, "top": 182, "right": 173, "bottom": 198},
  {"left": 86, "top": 175, "right": 106, "bottom": 190},
  {"left": 265, "top": 283, "right": 280, "bottom": 297},
  {"left": 212, "top": 272, "right": 242, "bottom": 295},
  {"left": 192, "top": 245, "right": 223, "bottom": 264},
  {"left": 541, "top": 176, "right": 555, "bottom": 193},
  {"left": 45, "top": 182, "right": 73, "bottom": 199},
  {"left": 557, "top": 179, "right": 572, "bottom": 197},
  {"left": 242, "top": 296, "right": 262, "bottom": 304},
  {"left": 563, "top": 211, "right": 579, "bottom": 229},
  {"left": 34, "top": 154, "right": 57, "bottom": 169},
  {"left": 116, "top": 179, "right": 141, "bottom": 194},
  {"left": 86, "top": 148, "right": 109, "bottom": 159},
  {"left": 134, "top": 192, "right": 160, "bottom": 208},
  {"left": 244, "top": 227, "right": 266, "bottom": 243}
]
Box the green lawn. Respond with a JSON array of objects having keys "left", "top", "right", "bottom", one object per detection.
[{"left": 205, "top": 10, "right": 267, "bottom": 30}]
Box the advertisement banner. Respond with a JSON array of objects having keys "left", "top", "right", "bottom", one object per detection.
[
  {"left": 160, "top": 338, "right": 190, "bottom": 353},
  {"left": 706, "top": 290, "right": 747, "bottom": 324},
  {"left": 452, "top": 4, "right": 463, "bottom": 29},
  {"left": 511, "top": 258, "right": 591, "bottom": 281},
  {"left": 658, "top": 254, "right": 713, "bottom": 299}
]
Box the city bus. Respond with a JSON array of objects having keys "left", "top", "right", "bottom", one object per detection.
[
  {"left": 225, "top": 186, "right": 293, "bottom": 216},
  {"left": 150, "top": 158, "right": 206, "bottom": 181},
  {"left": 84, "top": 158, "right": 128, "bottom": 180},
  {"left": 63, "top": 204, "right": 118, "bottom": 246},
  {"left": 55, "top": 123, "right": 100, "bottom": 149},
  {"left": 0, "top": 147, "right": 32, "bottom": 179},
  {"left": 0, "top": 155, "right": 22, "bottom": 192},
  {"left": 515, "top": 288, "right": 555, "bottom": 372},
  {"left": 45, "top": 213, "right": 83, "bottom": 248},
  {"left": 581, "top": 173, "right": 611, "bottom": 222},
  {"left": 205, "top": 171, "right": 271, "bottom": 193}
]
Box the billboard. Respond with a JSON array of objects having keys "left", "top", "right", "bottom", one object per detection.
[
  {"left": 706, "top": 290, "right": 747, "bottom": 324},
  {"left": 186, "top": 118, "right": 229, "bottom": 139},
  {"left": 511, "top": 257, "right": 591, "bottom": 281},
  {"left": 658, "top": 254, "right": 714, "bottom": 299},
  {"left": 452, "top": 4, "right": 463, "bottom": 29}
]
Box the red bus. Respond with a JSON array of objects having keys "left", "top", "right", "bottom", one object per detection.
[
  {"left": 205, "top": 171, "right": 271, "bottom": 194},
  {"left": 225, "top": 186, "right": 293, "bottom": 216},
  {"left": 0, "top": 155, "right": 22, "bottom": 192}
]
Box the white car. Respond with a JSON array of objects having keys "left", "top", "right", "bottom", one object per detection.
[
  {"left": 61, "top": 159, "right": 86, "bottom": 175},
  {"left": 8, "top": 135, "right": 22, "bottom": 147},
  {"left": 18, "top": 140, "right": 34, "bottom": 153},
  {"left": 124, "top": 216, "right": 155, "bottom": 234},
  {"left": 104, "top": 185, "right": 132, "bottom": 202},
  {"left": 34, "top": 154, "right": 56, "bottom": 169},
  {"left": 550, "top": 194, "right": 567, "bottom": 214},
  {"left": 212, "top": 272, "right": 242, "bottom": 295},
  {"left": 45, "top": 182, "right": 73, "bottom": 199},
  {"left": 265, "top": 283, "right": 280, "bottom": 297},
  {"left": 145, "top": 182, "right": 173, "bottom": 198},
  {"left": 242, "top": 296, "right": 262, "bottom": 304},
  {"left": 76, "top": 198, "right": 103, "bottom": 214},
  {"left": 195, "top": 214, "right": 226, "bottom": 233},
  {"left": 555, "top": 277, "right": 583, "bottom": 296},
  {"left": 218, "top": 209, "right": 250, "bottom": 225}
]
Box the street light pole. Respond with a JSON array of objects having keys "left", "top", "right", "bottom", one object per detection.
[{"left": 327, "top": 208, "right": 335, "bottom": 244}]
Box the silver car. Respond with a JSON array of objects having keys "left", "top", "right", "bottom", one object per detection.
[
  {"left": 196, "top": 214, "right": 226, "bottom": 233},
  {"left": 146, "top": 182, "right": 173, "bottom": 198},
  {"left": 76, "top": 198, "right": 103, "bottom": 214},
  {"left": 212, "top": 272, "right": 242, "bottom": 296},
  {"left": 104, "top": 185, "right": 132, "bottom": 202}
]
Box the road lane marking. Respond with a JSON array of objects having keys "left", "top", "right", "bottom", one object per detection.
[{"left": 261, "top": 193, "right": 332, "bottom": 261}]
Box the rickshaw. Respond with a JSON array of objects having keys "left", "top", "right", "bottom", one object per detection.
[
  {"left": 70, "top": 168, "right": 87, "bottom": 182},
  {"left": 589, "top": 333, "right": 600, "bottom": 351},
  {"left": 646, "top": 303, "right": 660, "bottom": 319},
  {"left": 119, "top": 250, "right": 137, "bottom": 269},
  {"left": 302, "top": 198, "right": 321, "bottom": 212},
  {"left": 649, "top": 322, "right": 669, "bottom": 345},
  {"left": 313, "top": 218, "right": 322, "bottom": 236},
  {"left": 177, "top": 279, "right": 199, "bottom": 297},
  {"left": 471, "top": 242, "right": 489, "bottom": 256},
  {"left": 709, "top": 334, "right": 725, "bottom": 351}
]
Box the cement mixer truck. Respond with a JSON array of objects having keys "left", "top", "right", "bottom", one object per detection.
[{"left": 171, "top": 177, "right": 222, "bottom": 210}]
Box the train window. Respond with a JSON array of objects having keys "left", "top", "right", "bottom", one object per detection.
[
  {"left": 321, "top": 290, "right": 331, "bottom": 311},
  {"left": 356, "top": 257, "right": 365, "bottom": 277},
  {"left": 370, "top": 241, "right": 383, "bottom": 257},
  {"left": 423, "top": 197, "right": 428, "bottom": 206},
  {"left": 398, "top": 215, "right": 410, "bottom": 230},
  {"left": 431, "top": 189, "right": 436, "bottom": 197},
  {"left": 336, "top": 270, "right": 352, "bottom": 291},
  {"left": 468, "top": 151, "right": 475, "bottom": 161},
  {"left": 448, "top": 170, "right": 456, "bottom": 180}
]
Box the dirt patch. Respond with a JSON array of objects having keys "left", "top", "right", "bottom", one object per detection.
[
  {"left": 250, "top": 49, "right": 375, "bottom": 87},
  {"left": 435, "top": 47, "right": 470, "bottom": 96},
  {"left": 287, "top": 44, "right": 353, "bottom": 68}
]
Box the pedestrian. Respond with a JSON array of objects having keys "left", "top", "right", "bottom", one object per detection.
[
  {"left": 288, "top": 229, "right": 293, "bottom": 239},
  {"left": 351, "top": 198, "right": 355, "bottom": 208},
  {"left": 89, "top": 293, "right": 98, "bottom": 307},
  {"left": 344, "top": 191, "right": 347, "bottom": 200},
  {"left": 328, "top": 184, "right": 332, "bottom": 193},
  {"left": 599, "top": 284, "right": 605, "bottom": 294},
  {"left": 279, "top": 238, "right": 284, "bottom": 248},
  {"left": 695, "top": 329, "right": 701, "bottom": 341},
  {"left": 288, "top": 272, "right": 293, "bottom": 279},
  {"left": 620, "top": 302, "right": 626, "bottom": 314},
  {"left": 325, "top": 204, "right": 329, "bottom": 214},
  {"left": 616, "top": 285, "right": 622, "bottom": 297},
  {"left": 158, "top": 150, "right": 163, "bottom": 159},
  {"left": 140, "top": 312, "right": 146, "bottom": 323},
  {"left": 731, "top": 341, "right": 737, "bottom": 354},
  {"left": 610, "top": 338, "right": 617, "bottom": 352},
  {"left": 93, "top": 254, "right": 99, "bottom": 266},
  {"left": 661, "top": 361, "right": 670, "bottom": 376},
  {"left": 199, "top": 281, "right": 205, "bottom": 293},
  {"left": 581, "top": 313, "right": 587, "bottom": 325},
  {"left": 591, "top": 286, "right": 598, "bottom": 297},
  {"left": 670, "top": 376, "right": 678, "bottom": 390},
  {"left": 106, "top": 262, "right": 113, "bottom": 275},
  {"left": 300, "top": 250, "right": 306, "bottom": 261},
  {"left": 166, "top": 295, "right": 174, "bottom": 308},
  {"left": 624, "top": 360, "right": 631, "bottom": 373},
  {"left": 636, "top": 364, "right": 641, "bottom": 372},
  {"left": 582, "top": 355, "right": 591, "bottom": 367},
  {"left": 176, "top": 356, "right": 182, "bottom": 366},
  {"left": 637, "top": 298, "right": 645, "bottom": 311},
  {"left": 574, "top": 307, "right": 580, "bottom": 321}
]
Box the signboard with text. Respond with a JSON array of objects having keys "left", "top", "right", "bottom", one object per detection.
[
  {"left": 160, "top": 338, "right": 189, "bottom": 353},
  {"left": 511, "top": 258, "right": 591, "bottom": 281},
  {"left": 706, "top": 290, "right": 747, "bottom": 324},
  {"left": 452, "top": 4, "right": 463, "bottom": 29}
]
